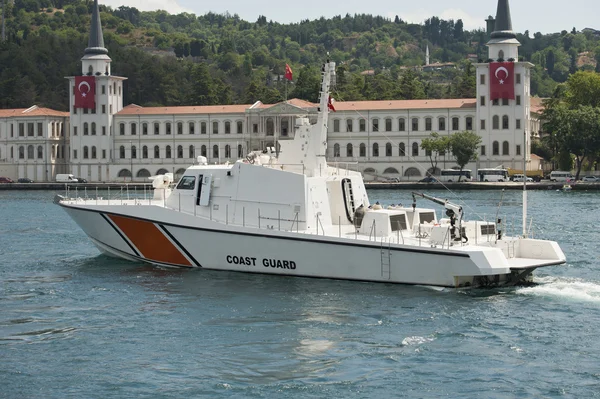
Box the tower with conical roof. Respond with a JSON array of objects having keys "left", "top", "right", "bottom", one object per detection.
[
  {"left": 67, "top": 0, "right": 127, "bottom": 182},
  {"left": 475, "top": 0, "right": 533, "bottom": 172}
]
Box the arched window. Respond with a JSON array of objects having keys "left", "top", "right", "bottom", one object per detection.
[
  {"left": 333, "top": 143, "right": 340, "bottom": 157},
  {"left": 177, "top": 122, "right": 183, "bottom": 135},
  {"left": 398, "top": 118, "right": 406, "bottom": 131},
  {"left": 189, "top": 145, "right": 194, "bottom": 158},
  {"left": 88, "top": 65, "right": 93, "bottom": 75},
  {"left": 83, "top": 146, "right": 89, "bottom": 159},
  {"left": 189, "top": 122, "right": 195, "bottom": 134},
  {"left": 142, "top": 123, "right": 148, "bottom": 135},
  {"left": 383, "top": 167, "right": 399, "bottom": 174},
  {"left": 493, "top": 141, "right": 499, "bottom": 155},
  {"left": 83, "top": 122, "right": 89, "bottom": 135},
  {"left": 359, "top": 119, "right": 366, "bottom": 132},
  {"left": 137, "top": 169, "right": 151, "bottom": 178},
  {"left": 237, "top": 120, "right": 243, "bottom": 134},
  {"left": 359, "top": 143, "right": 366, "bottom": 157},
  {"left": 452, "top": 117, "right": 459, "bottom": 130},
  {"left": 91, "top": 122, "right": 96, "bottom": 135},
  {"left": 225, "top": 121, "right": 231, "bottom": 134},
  {"left": 346, "top": 143, "right": 353, "bottom": 157},
  {"left": 118, "top": 169, "right": 132, "bottom": 177},
  {"left": 385, "top": 118, "right": 392, "bottom": 132},
  {"left": 119, "top": 123, "right": 125, "bottom": 135},
  {"left": 404, "top": 167, "right": 421, "bottom": 177},
  {"left": 131, "top": 146, "right": 137, "bottom": 159},
  {"left": 346, "top": 119, "right": 353, "bottom": 132},
  {"left": 502, "top": 115, "right": 509, "bottom": 130},
  {"left": 225, "top": 145, "right": 231, "bottom": 158},
  {"left": 119, "top": 146, "right": 125, "bottom": 158},
  {"left": 175, "top": 168, "right": 186, "bottom": 179},
  {"left": 213, "top": 145, "right": 219, "bottom": 159},
  {"left": 154, "top": 122, "right": 160, "bottom": 135},
  {"left": 238, "top": 144, "right": 243, "bottom": 158},
  {"left": 412, "top": 142, "right": 419, "bottom": 157},
  {"left": 399, "top": 143, "right": 406, "bottom": 156},
  {"left": 425, "top": 117, "right": 432, "bottom": 131},
  {"left": 154, "top": 145, "right": 160, "bottom": 158},
  {"left": 37, "top": 145, "right": 43, "bottom": 159},
  {"left": 212, "top": 121, "right": 219, "bottom": 134},
  {"left": 91, "top": 146, "right": 97, "bottom": 159},
  {"left": 498, "top": 50, "right": 504, "bottom": 60},
  {"left": 386, "top": 143, "right": 392, "bottom": 157},
  {"left": 142, "top": 146, "right": 148, "bottom": 158},
  {"left": 373, "top": 143, "right": 379, "bottom": 157},
  {"left": 412, "top": 118, "right": 419, "bottom": 131},
  {"left": 201, "top": 122, "right": 207, "bottom": 134},
  {"left": 438, "top": 117, "right": 446, "bottom": 131},
  {"left": 26, "top": 145, "right": 33, "bottom": 159},
  {"left": 166, "top": 122, "right": 171, "bottom": 135},
  {"left": 201, "top": 145, "right": 207, "bottom": 157},
  {"left": 266, "top": 118, "right": 274, "bottom": 135},
  {"left": 177, "top": 145, "right": 183, "bottom": 158},
  {"left": 166, "top": 145, "right": 172, "bottom": 158},
  {"left": 502, "top": 141, "right": 509, "bottom": 155},
  {"left": 156, "top": 168, "right": 168, "bottom": 175},
  {"left": 493, "top": 115, "right": 499, "bottom": 130}
]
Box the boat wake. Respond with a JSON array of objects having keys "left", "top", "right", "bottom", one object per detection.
[{"left": 516, "top": 276, "right": 600, "bottom": 303}]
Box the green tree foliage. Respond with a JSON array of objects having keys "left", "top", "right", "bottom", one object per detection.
[
  {"left": 449, "top": 131, "right": 482, "bottom": 181},
  {"left": 0, "top": 0, "right": 599, "bottom": 110},
  {"left": 420, "top": 132, "right": 450, "bottom": 173}
]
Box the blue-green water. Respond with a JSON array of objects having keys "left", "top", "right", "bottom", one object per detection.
[{"left": 1, "top": 189, "right": 599, "bottom": 398}]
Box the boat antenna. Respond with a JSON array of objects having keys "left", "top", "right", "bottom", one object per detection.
[{"left": 522, "top": 130, "right": 527, "bottom": 237}]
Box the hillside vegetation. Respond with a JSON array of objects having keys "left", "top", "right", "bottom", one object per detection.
[{"left": 1, "top": 0, "right": 599, "bottom": 110}]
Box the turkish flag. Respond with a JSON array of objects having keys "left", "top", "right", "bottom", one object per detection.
[
  {"left": 284, "top": 64, "right": 293, "bottom": 81},
  {"left": 328, "top": 96, "right": 336, "bottom": 112},
  {"left": 75, "top": 76, "right": 96, "bottom": 109},
  {"left": 490, "top": 62, "right": 515, "bottom": 100}
]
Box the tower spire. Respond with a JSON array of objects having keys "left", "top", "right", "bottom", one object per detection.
[
  {"left": 490, "top": 0, "right": 516, "bottom": 40},
  {"left": 85, "top": 0, "right": 108, "bottom": 55}
]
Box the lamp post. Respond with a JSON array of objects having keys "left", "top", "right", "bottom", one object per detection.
[{"left": 129, "top": 140, "right": 133, "bottom": 182}]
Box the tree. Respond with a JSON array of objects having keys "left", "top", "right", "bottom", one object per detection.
[
  {"left": 449, "top": 131, "right": 482, "bottom": 181},
  {"left": 564, "top": 71, "right": 600, "bottom": 108},
  {"left": 420, "top": 132, "right": 450, "bottom": 174}
]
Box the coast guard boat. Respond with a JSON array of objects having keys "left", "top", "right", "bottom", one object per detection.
[{"left": 56, "top": 60, "right": 566, "bottom": 288}]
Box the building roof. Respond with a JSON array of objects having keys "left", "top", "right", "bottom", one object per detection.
[
  {"left": 333, "top": 99, "right": 477, "bottom": 112},
  {"left": 490, "top": 0, "right": 517, "bottom": 40},
  {"left": 530, "top": 97, "right": 546, "bottom": 114},
  {"left": 116, "top": 103, "right": 252, "bottom": 116},
  {"left": 85, "top": 0, "right": 108, "bottom": 56},
  {"left": 0, "top": 106, "right": 69, "bottom": 118}
]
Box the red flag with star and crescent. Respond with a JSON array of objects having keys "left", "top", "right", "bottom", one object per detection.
[
  {"left": 75, "top": 76, "right": 96, "bottom": 109},
  {"left": 284, "top": 64, "right": 293, "bottom": 81},
  {"left": 489, "top": 62, "right": 515, "bottom": 101}
]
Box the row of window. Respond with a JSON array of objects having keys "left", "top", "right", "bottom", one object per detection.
[
  {"left": 117, "top": 120, "right": 245, "bottom": 136},
  {"left": 74, "top": 144, "right": 245, "bottom": 160},
  {"left": 331, "top": 116, "right": 473, "bottom": 133},
  {"left": 3, "top": 122, "right": 64, "bottom": 138},
  {"left": 480, "top": 71, "right": 522, "bottom": 85},
  {"left": 480, "top": 96, "right": 522, "bottom": 107},
  {"left": 12, "top": 145, "right": 64, "bottom": 160},
  {"left": 330, "top": 140, "right": 521, "bottom": 158}
]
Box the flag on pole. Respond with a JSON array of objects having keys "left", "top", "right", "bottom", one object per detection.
[
  {"left": 328, "top": 96, "right": 336, "bottom": 112},
  {"left": 284, "top": 64, "right": 293, "bottom": 81}
]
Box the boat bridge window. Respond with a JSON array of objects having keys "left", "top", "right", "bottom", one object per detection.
[
  {"left": 390, "top": 214, "right": 408, "bottom": 231},
  {"left": 480, "top": 224, "right": 496, "bottom": 235},
  {"left": 419, "top": 212, "right": 436, "bottom": 224},
  {"left": 176, "top": 176, "right": 196, "bottom": 190}
]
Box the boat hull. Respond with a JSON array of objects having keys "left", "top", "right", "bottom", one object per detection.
[{"left": 58, "top": 202, "right": 553, "bottom": 288}]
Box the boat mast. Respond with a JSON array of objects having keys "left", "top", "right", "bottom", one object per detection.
[{"left": 522, "top": 129, "right": 527, "bottom": 237}]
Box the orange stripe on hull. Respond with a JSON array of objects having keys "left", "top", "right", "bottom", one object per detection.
[{"left": 108, "top": 215, "right": 192, "bottom": 267}]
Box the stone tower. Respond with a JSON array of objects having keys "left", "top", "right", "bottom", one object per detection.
[
  {"left": 476, "top": 0, "right": 533, "bottom": 171},
  {"left": 67, "top": 0, "right": 127, "bottom": 181}
]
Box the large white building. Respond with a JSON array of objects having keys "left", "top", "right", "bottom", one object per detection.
[{"left": 0, "top": 0, "right": 541, "bottom": 182}]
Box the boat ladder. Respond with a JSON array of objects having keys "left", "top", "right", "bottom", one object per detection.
[
  {"left": 342, "top": 178, "right": 356, "bottom": 223},
  {"left": 380, "top": 241, "right": 391, "bottom": 280}
]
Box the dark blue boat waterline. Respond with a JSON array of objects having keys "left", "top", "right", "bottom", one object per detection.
[{"left": 1, "top": 189, "right": 599, "bottom": 398}]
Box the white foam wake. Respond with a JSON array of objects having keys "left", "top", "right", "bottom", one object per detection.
[{"left": 516, "top": 276, "right": 600, "bottom": 303}]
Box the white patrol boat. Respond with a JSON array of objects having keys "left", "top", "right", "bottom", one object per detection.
[{"left": 56, "top": 60, "right": 566, "bottom": 288}]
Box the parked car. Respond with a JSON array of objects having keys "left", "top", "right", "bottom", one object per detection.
[
  {"left": 17, "top": 177, "right": 34, "bottom": 183},
  {"left": 75, "top": 177, "right": 88, "bottom": 183},
  {"left": 512, "top": 174, "right": 533, "bottom": 182},
  {"left": 0, "top": 177, "right": 14, "bottom": 183},
  {"left": 419, "top": 176, "right": 438, "bottom": 183},
  {"left": 582, "top": 176, "right": 600, "bottom": 182}
]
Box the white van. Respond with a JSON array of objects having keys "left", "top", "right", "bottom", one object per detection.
[
  {"left": 56, "top": 174, "right": 79, "bottom": 183},
  {"left": 550, "top": 171, "right": 573, "bottom": 182},
  {"left": 512, "top": 174, "right": 533, "bottom": 182}
]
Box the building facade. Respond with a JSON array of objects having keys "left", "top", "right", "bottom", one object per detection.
[{"left": 0, "top": 0, "right": 538, "bottom": 182}]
